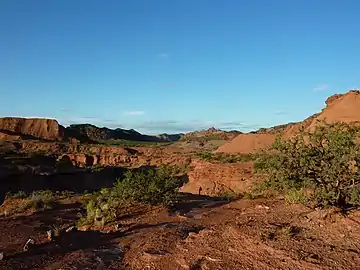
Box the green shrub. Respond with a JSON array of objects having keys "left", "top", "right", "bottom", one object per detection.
[
  {"left": 216, "top": 190, "right": 240, "bottom": 201},
  {"left": 78, "top": 166, "right": 184, "bottom": 226},
  {"left": 284, "top": 189, "right": 310, "bottom": 205},
  {"left": 254, "top": 121, "right": 360, "bottom": 208},
  {"left": 5, "top": 190, "right": 58, "bottom": 215},
  {"left": 24, "top": 190, "right": 58, "bottom": 211},
  {"left": 114, "top": 166, "right": 183, "bottom": 205}
]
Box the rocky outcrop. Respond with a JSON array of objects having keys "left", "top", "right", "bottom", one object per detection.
[
  {"left": 0, "top": 132, "right": 21, "bottom": 141},
  {"left": 58, "top": 153, "right": 132, "bottom": 167},
  {"left": 282, "top": 90, "right": 360, "bottom": 138},
  {"left": 155, "top": 133, "right": 183, "bottom": 142},
  {"left": 0, "top": 118, "right": 64, "bottom": 141},
  {"left": 180, "top": 159, "right": 254, "bottom": 195},
  {"left": 217, "top": 90, "right": 360, "bottom": 153},
  {"left": 180, "top": 128, "right": 241, "bottom": 142}
]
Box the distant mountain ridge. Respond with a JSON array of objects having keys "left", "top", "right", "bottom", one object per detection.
[
  {"left": 67, "top": 124, "right": 184, "bottom": 143},
  {"left": 0, "top": 118, "right": 183, "bottom": 143}
]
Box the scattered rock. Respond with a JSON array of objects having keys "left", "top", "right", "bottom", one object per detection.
[
  {"left": 255, "top": 204, "right": 270, "bottom": 210},
  {"left": 65, "top": 225, "right": 77, "bottom": 233},
  {"left": 0, "top": 252, "right": 4, "bottom": 261},
  {"left": 95, "top": 256, "right": 104, "bottom": 266},
  {"left": 46, "top": 230, "right": 53, "bottom": 241},
  {"left": 176, "top": 258, "right": 190, "bottom": 269},
  {"left": 23, "top": 238, "right": 35, "bottom": 251},
  {"left": 204, "top": 255, "right": 221, "bottom": 262}
]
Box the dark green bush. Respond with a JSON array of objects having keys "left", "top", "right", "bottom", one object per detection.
[
  {"left": 78, "top": 166, "right": 184, "bottom": 226},
  {"left": 254, "top": 121, "right": 360, "bottom": 208},
  {"left": 113, "top": 166, "right": 183, "bottom": 205}
]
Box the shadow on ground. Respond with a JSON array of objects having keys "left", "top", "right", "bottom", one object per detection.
[
  {"left": 0, "top": 191, "right": 228, "bottom": 269},
  {"left": 0, "top": 152, "right": 189, "bottom": 205}
]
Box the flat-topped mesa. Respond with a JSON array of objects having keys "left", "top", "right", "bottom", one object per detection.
[{"left": 0, "top": 117, "right": 64, "bottom": 141}]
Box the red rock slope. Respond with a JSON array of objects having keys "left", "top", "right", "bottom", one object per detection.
[
  {"left": 217, "top": 90, "right": 360, "bottom": 153},
  {"left": 215, "top": 133, "right": 276, "bottom": 154}
]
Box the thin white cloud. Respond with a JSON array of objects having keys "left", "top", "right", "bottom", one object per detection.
[
  {"left": 275, "top": 110, "right": 287, "bottom": 115},
  {"left": 124, "top": 110, "right": 145, "bottom": 116},
  {"left": 59, "top": 108, "right": 73, "bottom": 113},
  {"left": 313, "top": 84, "right": 329, "bottom": 92}
]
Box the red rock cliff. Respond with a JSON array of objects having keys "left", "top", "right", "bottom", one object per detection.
[{"left": 0, "top": 117, "right": 64, "bottom": 140}]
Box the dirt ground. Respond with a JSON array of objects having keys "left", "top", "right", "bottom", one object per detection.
[{"left": 0, "top": 194, "right": 359, "bottom": 270}]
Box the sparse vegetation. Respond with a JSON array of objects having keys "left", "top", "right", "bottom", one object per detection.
[
  {"left": 7, "top": 190, "right": 27, "bottom": 199},
  {"left": 284, "top": 188, "right": 310, "bottom": 205},
  {"left": 280, "top": 225, "right": 301, "bottom": 238},
  {"left": 90, "top": 163, "right": 104, "bottom": 172},
  {"left": 0, "top": 141, "right": 17, "bottom": 156},
  {"left": 215, "top": 190, "right": 241, "bottom": 201},
  {"left": 3, "top": 190, "right": 58, "bottom": 216},
  {"left": 7, "top": 190, "right": 74, "bottom": 201},
  {"left": 254, "top": 121, "right": 360, "bottom": 208},
  {"left": 242, "top": 192, "right": 260, "bottom": 200},
  {"left": 195, "top": 152, "right": 256, "bottom": 163},
  {"left": 77, "top": 166, "right": 184, "bottom": 226},
  {"left": 22, "top": 190, "right": 58, "bottom": 211},
  {"left": 184, "top": 135, "right": 224, "bottom": 142},
  {"left": 260, "top": 224, "right": 301, "bottom": 241},
  {"left": 99, "top": 139, "right": 173, "bottom": 147}
]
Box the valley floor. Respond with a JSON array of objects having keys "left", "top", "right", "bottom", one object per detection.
[{"left": 1, "top": 194, "right": 359, "bottom": 270}]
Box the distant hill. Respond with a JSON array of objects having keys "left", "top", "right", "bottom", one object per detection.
[
  {"left": 180, "top": 127, "right": 242, "bottom": 142},
  {"left": 66, "top": 124, "right": 164, "bottom": 142},
  {"left": 0, "top": 118, "right": 183, "bottom": 143}
]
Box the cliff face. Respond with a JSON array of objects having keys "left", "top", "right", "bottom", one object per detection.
[{"left": 0, "top": 118, "right": 64, "bottom": 140}]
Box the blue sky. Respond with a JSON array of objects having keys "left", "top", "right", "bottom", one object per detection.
[{"left": 1, "top": 0, "right": 359, "bottom": 134}]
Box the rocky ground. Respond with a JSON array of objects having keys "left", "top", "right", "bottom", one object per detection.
[{"left": 0, "top": 194, "right": 359, "bottom": 269}]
